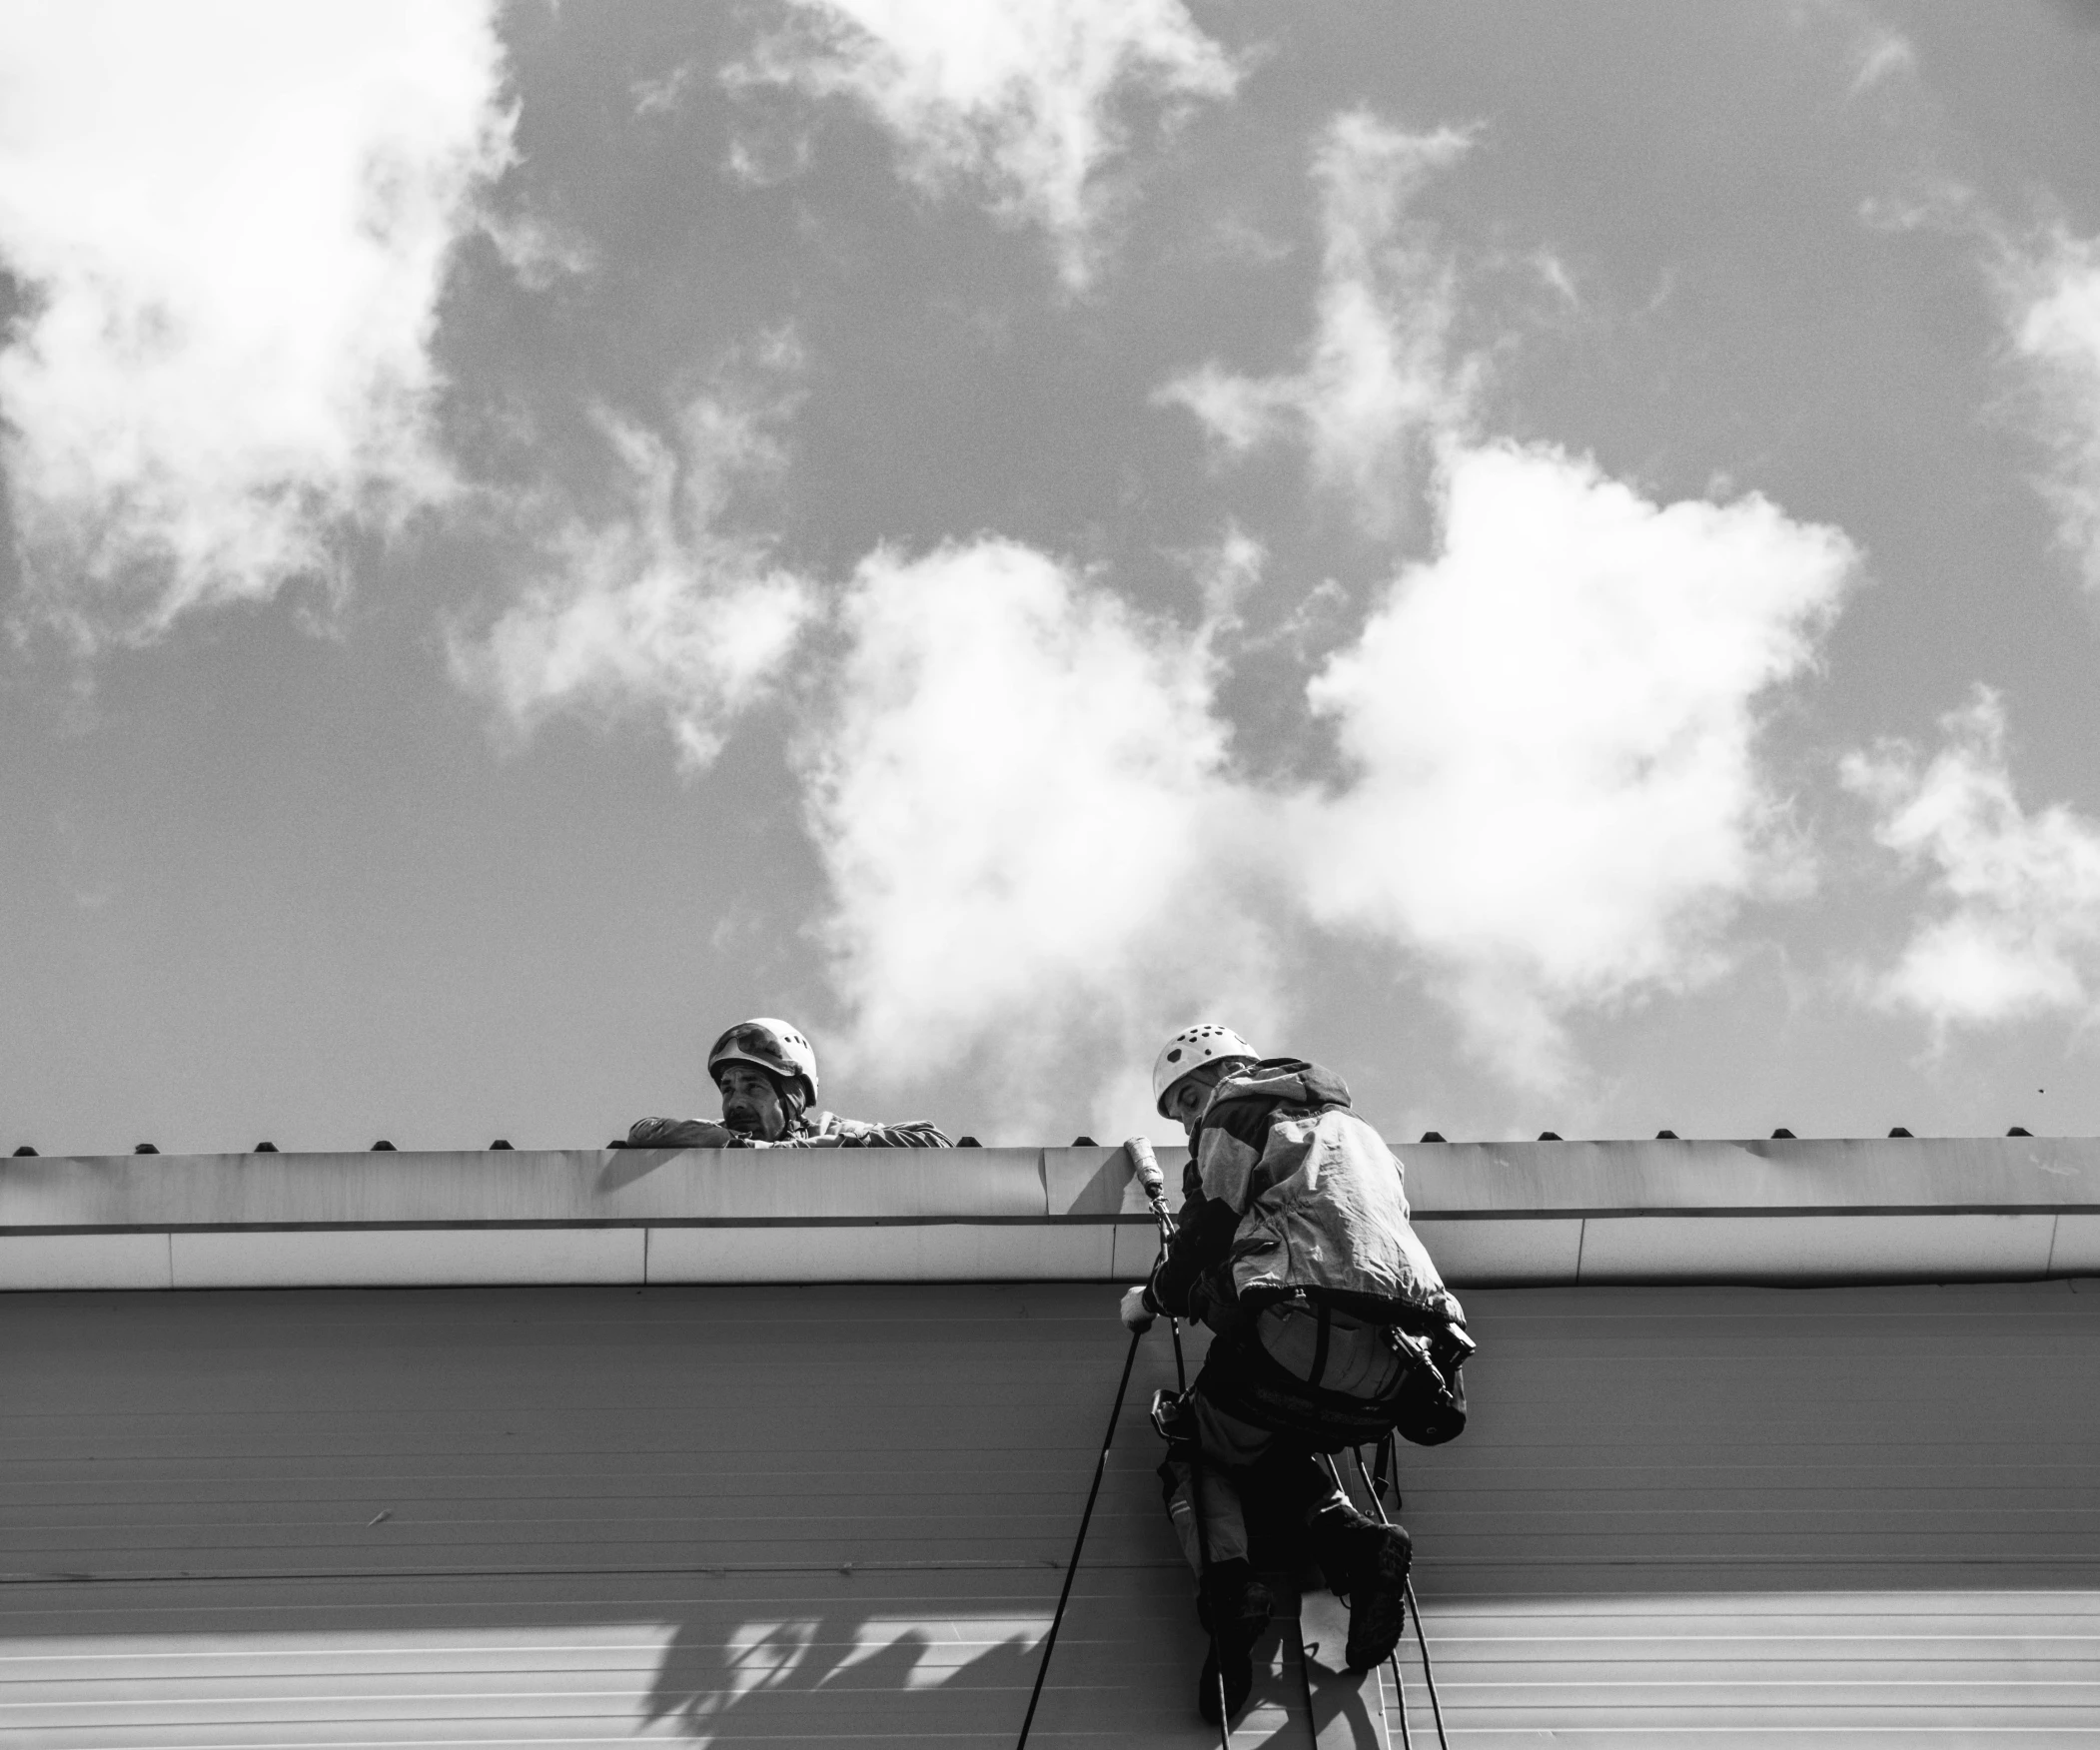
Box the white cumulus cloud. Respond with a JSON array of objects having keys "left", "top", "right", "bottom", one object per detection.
[
  {"left": 0, "top": 0, "right": 514, "bottom": 643},
  {"left": 799, "top": 538, "right": 1282, "bottom": 1138},
  {"left": 1303, "top": 440, "right": 1856, "bottom": 1086},
  {"left": 1844, "top": 687, "right": 2100, "bottom": 1030},
  {"left": 1158, "top": 111, "right": 1476, "bottom": 536},
  {"left": 731, "top": 0, "right": 1240, "bottom": 290},
  {"left": 451, "top": 360, "right": 817, "bottom": 771},
  {"left": 2001, "top": 226, "right": 2100, "bottom": 589},
  {"left": 793, "top": 106, "right": 1863, "bottom": 1103}
]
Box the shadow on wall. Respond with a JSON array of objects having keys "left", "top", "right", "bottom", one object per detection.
[
  {"left": 638, "top": 1588, "right": 1359, "bottom": 1747},
  {"left": 642, "top": 1606, "right": 1047, "bottom": 1741}
]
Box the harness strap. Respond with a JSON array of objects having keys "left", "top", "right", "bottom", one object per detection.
[{"left": 1308, "top": 1302, "right": 1332, "bottom": 1388}]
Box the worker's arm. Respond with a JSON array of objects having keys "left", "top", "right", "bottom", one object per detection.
[
  {"left": 624, "top": 1117, "right": 737, "bottom": 1149},
  {"left": 1143, "top": 1193, "right": 1240, "bottom": 1319},
  {"left": 826, "top": 1118, "right": 953, "bottom": 1148},
  {"left": 738, "top": 1116, "right": 955, "bottom": 1149},
  {"left": 1142, "top": 1089, "right": 1285, "bottom": 1320}
]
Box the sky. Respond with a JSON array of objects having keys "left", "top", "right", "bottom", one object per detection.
[{"left": 6, "top": 1, "right": 2100, "bottom": 1154}]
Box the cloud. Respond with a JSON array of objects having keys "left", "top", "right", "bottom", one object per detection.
[
  {"left": 0, "top": 0, "right": 514, "bottom": 644},
  {"left": 1999, "top": 225, "right": 2100, "bottom": 588},
  {"left": 798, "top": 538, "right": 1282, "bottom": 1138},
  {"left": 794, "top": 446, "right": 1856, "bottom": 1115},
  {"left": 791, "top": 107, "right": 1861, "bottom": 1103},
  {"left": 729, "top": 0, "right": 1240, "bottom": 290},
  {"left": 1303, "top": 439, "right": 1857, "bottom": 1086},
  {"left": 450, "top": 347, "right": 816, "bottom": 770},
  {"left": 1847, "top": 25, "right": 1917, "bottom": 97},
  {"left": 1158, "top": 112, "right": 1476, "bottom": 536},
  {"left": 1844, "top": 687, "right": 2100, "bottom": 1030}
]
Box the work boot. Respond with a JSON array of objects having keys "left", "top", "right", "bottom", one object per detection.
[
  {"left": 1307, "top": 1502, "right": 1413, "bottom": 1672},
  {"left": 1342, "top": 1521, "right": 1413, "bottom": 1672},
  {"left": 1195, "top": 1557, "right": 1274, "bottom": 1723}
]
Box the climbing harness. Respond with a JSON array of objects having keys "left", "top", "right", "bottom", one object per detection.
[{"left": 1016, "top": 1138, "right": 1232, "bottom": 1750}]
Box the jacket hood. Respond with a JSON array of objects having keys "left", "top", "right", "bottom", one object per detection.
[{"left": 1206, "top": 1057, "right": 1352, "bottom": 1120}]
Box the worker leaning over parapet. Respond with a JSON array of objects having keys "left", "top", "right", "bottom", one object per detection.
[
  {"left": 623, "top": 1018, "right": 951, "bottom": 1150},
  {"left": 1121, "top": 1024, "right": 1474, "bottom": 1725}
]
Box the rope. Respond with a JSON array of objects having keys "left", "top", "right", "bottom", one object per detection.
[
  {"left": 1013, "top": 1324, "right": 1143, "bottom": 1750},
  {"left": 1348, "top": 1442, "right": 1449, "bottom": 1750},
  {"left": 1162, "top": 1275, "right": 1232, "bottom": 1746},
  {"left": 1294, "top": 1616, "right": 1320, "bottom": 1746},
  {"left": 1407, "top": 1574, "right": 1449, "bottom": 1750},
  {"left": 1019, "top": 1138, "right": 1230, "bottom": 1750}
]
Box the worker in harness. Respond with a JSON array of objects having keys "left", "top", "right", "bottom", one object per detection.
[
  {"left": 1121, "top": 1025, "right": 1473, "bottom": 1725},
  {"left": 624, "top": 1018, "right": 952, "bottom": 1149}
]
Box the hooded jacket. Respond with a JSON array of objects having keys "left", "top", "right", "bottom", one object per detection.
[{"left": 1145, "top": 1058, "right": 1462, "bottom": 1335}]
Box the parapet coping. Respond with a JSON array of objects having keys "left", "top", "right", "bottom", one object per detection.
[{"left": 3, "top": 1138, "right": 2097, "bottom": 1292}]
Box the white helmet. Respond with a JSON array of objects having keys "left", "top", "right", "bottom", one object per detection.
[
  {"left": 1152, "top": 1024, "right": 1260, "bottom": 1118},
  {"left": 708, "top": 1018, "right": 819, "bottom": 1108}
]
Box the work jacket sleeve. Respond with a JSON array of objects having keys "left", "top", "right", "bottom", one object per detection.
[
  {"left": 828, "top": 1118, "right": 953, "bottom": 1148},
  {"left": 1144, "top": 1193, "right": 1241, "bottom": 1320},
  {"left": 1143, "top": 1094, "right": 1278, "bottom": 1320},
  {"left": 624, "top": 1117, "right": 733, "bottom": 1149},
  {"left": 737, "top": 1114, "right": 955, "bottom": 1149}
]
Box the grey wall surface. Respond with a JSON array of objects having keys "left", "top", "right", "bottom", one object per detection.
[{"left": 3, "top": 1279, "right": 2097, "bottom": 1746}]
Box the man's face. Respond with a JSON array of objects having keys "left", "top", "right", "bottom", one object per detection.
[
  {"left": 1164, "top": 1061, "right": 1236, "bottom": 1140},
  {"left": 716, "top": 1063, "right": 788, "bottom": 1141}
]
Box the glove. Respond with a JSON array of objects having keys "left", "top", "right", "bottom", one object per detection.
[{"left": 1118, "top": 1285, "right": 1156, "bottom": 1333}]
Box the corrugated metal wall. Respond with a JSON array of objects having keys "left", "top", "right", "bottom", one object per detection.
[{"left": 4, "top": 1280, "right": 2099, "bottom": 1746}]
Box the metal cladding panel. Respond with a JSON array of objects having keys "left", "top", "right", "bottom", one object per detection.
[
  {"left": 4, "top": 1280, "right": 2100, "bottom": 1746},
  {"left": 11, "top": 1134, "right": 2100, "bottom": 1237},
  {"left": 0, "top": 1147, "right": 1054, "bottom": 1230},
  {"left": 1573, "top": 1211, "right": 2061, "bottom": 1283},
  {"left": 645, "top": 1222, "right": 1115, "bottom": 1284},
  {"left": 0, "top": 1232, "right": 171, "bottom": 1292},
  {"left": 1394, "top": 1133, "right": 2100, "bottom": 1213},
  {"left": 169, "top": 1227, "right": 647, "bottom": 1290}
]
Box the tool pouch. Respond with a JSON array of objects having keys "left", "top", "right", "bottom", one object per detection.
[{"left": 1388, "top": 1340, "right": 1468, "bottom": 1447}]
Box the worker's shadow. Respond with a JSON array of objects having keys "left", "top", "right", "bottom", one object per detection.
[
  {"left": 637, "top": 1582, "right": 1391, "bottom": 1748},
  {"left": 640, "top": 1600, "right": 1043, "bottom": 1743}
]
